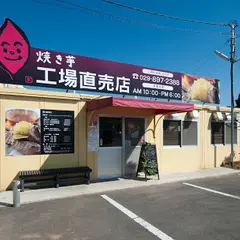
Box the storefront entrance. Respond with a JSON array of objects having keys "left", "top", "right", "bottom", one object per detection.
[{"left": 98, "top": 117, "right": 145, "bottom": 179}]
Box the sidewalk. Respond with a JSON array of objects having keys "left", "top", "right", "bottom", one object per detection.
[{"left": 0, "top": 167, "right": 238, "bottom": 207}]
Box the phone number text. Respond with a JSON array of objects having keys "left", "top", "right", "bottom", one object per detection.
[{"left": 139, "top": 74, "right": 180, "bottom": 86}]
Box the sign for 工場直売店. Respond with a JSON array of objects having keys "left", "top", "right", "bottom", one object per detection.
[
  {"left": 5, "top": 47, "right": 182, "bottom": 101},
  {"left": 0, "top": 18, "right": 220, "bottom": 104}
]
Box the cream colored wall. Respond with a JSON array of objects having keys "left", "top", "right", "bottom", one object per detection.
[
  {"left": 0, "top": 89, "right": 88, "bottom": 190},
  {"left": 160, "top": 148, "right": 202, "bottom": 172},
  {"left": 154, "top": 112, "right": 202, "bottom": 173},
  {"left": 155, "top": 108, "right": 240, "bottom": 173},
  {"left": 1, "top": 88, "right": 240, "bottom": 190},
  {"left": 87, "top": 105, "right": 240, "bottom": 178},
  {"left": 1, "top": 96, "right": 42, "bottom": 190},
  {"left": 204, "top": 110, "right": 240, "bottom": 168}
]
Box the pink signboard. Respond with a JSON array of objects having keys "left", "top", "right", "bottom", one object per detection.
[{"left": 0, "top": 18, "right": 220, "bottom": 104}]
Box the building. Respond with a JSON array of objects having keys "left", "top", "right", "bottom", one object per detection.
[
  {"left": 0, "top": 18, "right": 237, "bottom": 191},
  {"left": 0, "top": 86, "right": 239, "bottom": 191}
]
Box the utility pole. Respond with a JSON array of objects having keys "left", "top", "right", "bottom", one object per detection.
[
  {"left": 215, "top": 20, "right": 239, "bottom": 169},
  {"left": 229, "top": 21, "right": 237, "bottom": 168}
]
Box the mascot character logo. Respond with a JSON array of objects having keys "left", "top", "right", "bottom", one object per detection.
[{"left": 0, "top": 18, "right": 30, "bottom": 79}]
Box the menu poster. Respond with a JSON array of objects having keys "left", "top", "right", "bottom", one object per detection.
[
  {"left": 5, "top": 108, "right": 74, "bottom": 156},
  {"left": 5, "top": 108, "right": 41, "bottom": 156},
  {"left": 40, "top": 110, "right": 74, "bottom": 154}
]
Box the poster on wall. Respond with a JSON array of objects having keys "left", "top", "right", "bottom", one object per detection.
[
  {"left": 5, "top": 108, "right": 41, "bottom": 156},
  {"left": 41, "top": 110, "right": 74, "bottom": 154},
  {"left": 88, "top": 120, "right": 98, "bottom": 152},
  {"left": 0, "top": 18, "right": 220, "bottom": 104},
  {"left": 5, "top": 108, "right": 74, "bottom": 156},
  {"left": 182, "top": 74, "right": 220, "bottom": 104}
]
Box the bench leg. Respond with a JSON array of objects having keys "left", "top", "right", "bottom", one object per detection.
[
  {"left": 87, "top": 172, "right": 90, "bottom": 185},
  {"left": 55, "top": 173, "right": 59, "bottom": 188},
  {"left": 20, "top": 178, "right": 24, "bottom": 192}
]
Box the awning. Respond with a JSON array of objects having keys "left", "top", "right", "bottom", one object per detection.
[{"left": 86, "top": 97, "right": 194, "bottom": 114}]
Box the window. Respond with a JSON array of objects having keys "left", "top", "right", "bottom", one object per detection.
[
  {"left": 211, "top": 122, "right": 224, "bottom": 145},
  {"left": 99, "top": 117, "right": 122, "bottom": 147},
  {"left": 163, "top": 120, "right": 198, "bottom": 147},
  {"left": 182, "top": 121, "right": 198, "bottom": 146},
  {"left": 163, "top": 120, "right": 181, "bottom": 146},
  {"left": 125, "top": 118, "right": 145, "bottom": 146},
  {"left": 225, "top": 122, "right": 237, "bottom": 144},
  {"left": 211, "top": 121, "right": 238, "bottom": 145}
]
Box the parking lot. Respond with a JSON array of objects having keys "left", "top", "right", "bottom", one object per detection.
[{"left": 1, "top": 173, "right": 240, "bottom": 240}]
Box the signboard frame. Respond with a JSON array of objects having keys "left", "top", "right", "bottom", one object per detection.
[{"left": 136, "top": 142, "right": 159, "bottom": 181}]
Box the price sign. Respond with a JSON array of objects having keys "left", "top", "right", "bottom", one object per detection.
[{"left": 40, "top": 110, "right": 74, "bottom": 154}]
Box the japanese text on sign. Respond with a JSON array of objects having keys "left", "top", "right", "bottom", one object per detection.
[{"left": 5, "top": 47, "right": 185, "bottom": 100}]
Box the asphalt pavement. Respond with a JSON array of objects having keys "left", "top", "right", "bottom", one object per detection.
[{"left": 1, "top": 173, "right": 240, "bottom": 240}]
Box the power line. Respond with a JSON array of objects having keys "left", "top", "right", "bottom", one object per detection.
[
  {"left": 104, "top": 0, "right": 229, "bottom": 27},
  {"left": 33, "top": 0, "right": 229, "bottom": 36},
  {"left": 194, "top": 58, "right": 215, "bottom": 74},
  {"left": 176, "top": 41, "right": 229, "bottom": 74},
  {"left": 32, "top": 0, "right": 76, "bottom": 10},
  {"left": 32, "top": 0, "right": 233, "bottom": 75},
  {"left": 193, "top": 40, "right": 229, "bottom": 73}
]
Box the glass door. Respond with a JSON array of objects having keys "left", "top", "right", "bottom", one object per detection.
[
  {"left": 98, "top": 117, "right": 123, "bottom": 179},
  {"left": 124, "top": 118, "right": 145, "bottom": 177}
]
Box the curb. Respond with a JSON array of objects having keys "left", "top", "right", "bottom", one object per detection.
[{"left": 0, "top": 169, "right": 238, "bottom": 208}]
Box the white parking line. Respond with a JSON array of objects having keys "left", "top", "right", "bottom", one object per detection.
[
  {"left": 183, "top": 182, "right": 240, "bottom": 200},
  {"left": 101, "top": 194, "right": 174, "bottom": 240}
]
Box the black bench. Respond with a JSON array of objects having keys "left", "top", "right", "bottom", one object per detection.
[{"left": 19, "top": 167, "right": 92, "bottom": 192}]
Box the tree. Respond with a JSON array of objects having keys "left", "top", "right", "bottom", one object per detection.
[{"left": 236, "top": 94, "right": 240, "bottom": 108}]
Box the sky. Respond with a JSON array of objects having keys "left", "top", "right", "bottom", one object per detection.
[{"left": 1, "top": 0, "right": 240, "bottom": 106}]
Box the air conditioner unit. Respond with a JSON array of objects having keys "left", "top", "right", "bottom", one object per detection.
[
  {"left": 217, "top": 112, "right": 223, "bottom": 120},
  {"left": 171, "top": 113, "right": 180, "bottom": 119},
  {"left": 192, "top": 110, "right": 199, "bottom": 119},
  {"left": 225, "top": 112, "right": 231, "bottom": 120},
  {"left": 235, "top": 113, "right": 240, "bottom": 121}
]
